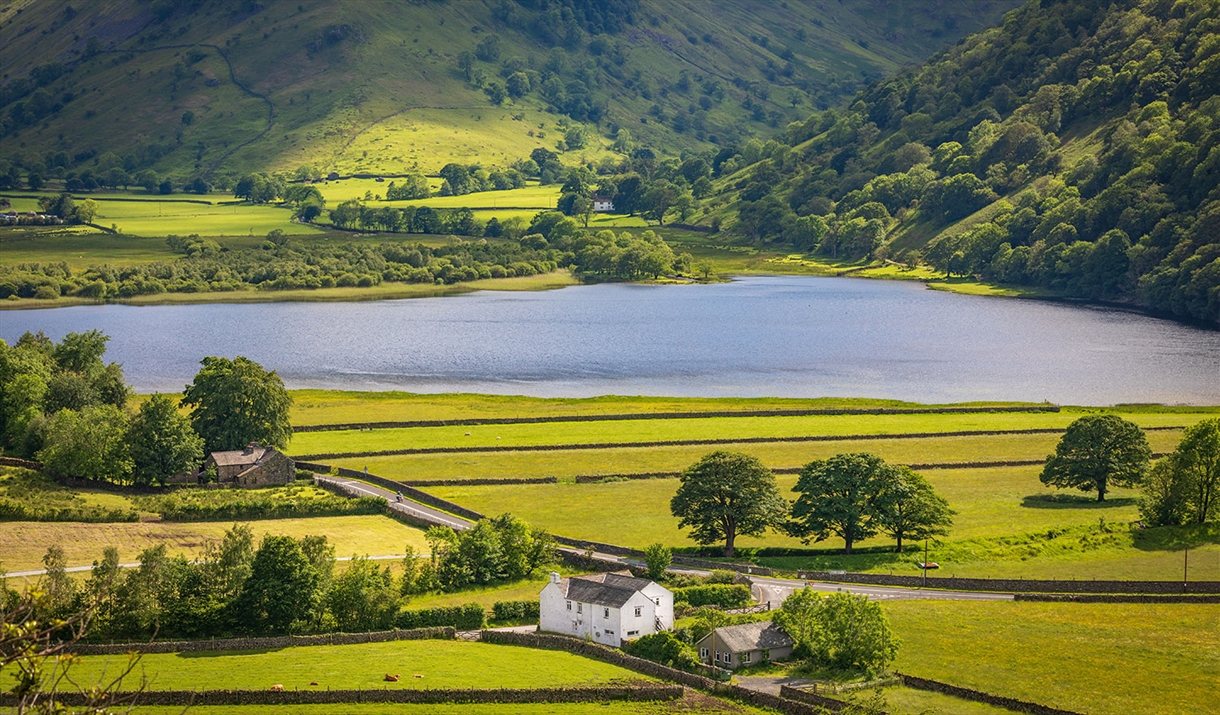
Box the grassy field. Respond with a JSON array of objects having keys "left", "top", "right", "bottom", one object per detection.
[
  {"left": 327, "top": 430, "right": 1186, "bottom": 482},
  {"left": 23, "top": 640, "right": 650, "bottom": 692},
  {"left": 289, "top": 409, "right": 1203, "bottom": 456},
  {"left": 0, "top": 515, "right": 426, "bottom": 574},
  {"left": 289, "top": 392, "right": 1039, "bottom": 427},
  {"left": 87, "top": 200, "right": 320, "bottom": 238},
  {"left": 418, "top": 466, "right": 1220, "bottom": 580},
  {"left": 129, "top": 694, "right": 774, "bottom": 715},
  {"left": 883, "top": 601, "right": 1220, "bottom": 715}
]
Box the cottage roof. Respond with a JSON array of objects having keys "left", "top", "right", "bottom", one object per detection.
[
  {"left": 708, "top": 621, "right": 793, "bottom": 653},
  {"left": 558, "top": 571, "right": 660, "bottom": 608},
  {"left": 209, "top": 443, "right": 274, "bottom": 467}
]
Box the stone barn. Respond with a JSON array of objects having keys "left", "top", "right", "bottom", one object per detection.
[{"left": 204, "top": 443, "right": 295, "bottom": 487}]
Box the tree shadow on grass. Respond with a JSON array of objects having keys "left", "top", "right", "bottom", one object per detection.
[
  {"left": 1020, "top": 494, "right": 1138, "bottom": 509},
  {"left": 1131, "top": 522, "right": 1220, "bottom": 552},
  {"left": 177, "top": 647, "right": 285, "bottom": 658}
]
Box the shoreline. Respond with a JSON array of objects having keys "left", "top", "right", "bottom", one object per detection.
[{"left": 2, "top": 263, "right": 1216, "bottom": 330}]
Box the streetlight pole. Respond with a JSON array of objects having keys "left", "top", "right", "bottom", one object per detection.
[{"left": 923, "top": 538, "right": 929, "bottom": 588}]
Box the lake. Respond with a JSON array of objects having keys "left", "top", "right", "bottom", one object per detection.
[{"left": 2, "top": 276, "right": 1217, "bottom": 404}]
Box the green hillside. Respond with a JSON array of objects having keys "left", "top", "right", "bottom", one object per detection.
[
  {"left": 0, "top": 0, "right": 1017, "bottom": 187},
  {"left": 710, "top": 0, "right": 1220, "bottom": 324}
]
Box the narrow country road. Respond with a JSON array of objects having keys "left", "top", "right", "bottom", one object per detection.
[{"left": 315, "top": 475, "right": 472, "bottom": 530}]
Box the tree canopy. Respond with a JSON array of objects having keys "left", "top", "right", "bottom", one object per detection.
[
  {"left": 670, "top": 451, "right": 787, "bottom": 557},
  {"left": 1140, "top": 418, "right": 1220, "bottom": 526},
  {"left": 181, "top": 356, "right": 293, "bottom": 453},
  {"left": 1041, "top": 415, "right": 1151, "bottom": 502}
]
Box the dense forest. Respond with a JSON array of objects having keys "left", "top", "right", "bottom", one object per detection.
[{"left": 721, "top": 0, "right": 1220, "bottom": 323}]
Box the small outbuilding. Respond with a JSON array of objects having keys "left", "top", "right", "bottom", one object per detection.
[
  {"left": 697, "top": 620, "right": 794, "bottom": 670},
  {"left": 203, "top": 442, "right": 295, "bottom": 487},
  {"left": 539, "top": 571, "right": 673, "bottom": 648}
]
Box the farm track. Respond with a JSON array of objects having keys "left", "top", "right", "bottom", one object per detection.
[{"left": 292, "top": 425, "right": 1184, "bottom": 461}]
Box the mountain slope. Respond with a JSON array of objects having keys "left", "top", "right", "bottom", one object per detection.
[
  {"left": 0, "top": 0, "right": 1017, "bottom": 186},
  {"left": 716, "top": 0, "right": 1220, "bottom": 323}
]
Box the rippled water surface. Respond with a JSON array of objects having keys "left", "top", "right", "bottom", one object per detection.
[{"left": 3, "top": 276, "right": 1217, "bottom": 404}]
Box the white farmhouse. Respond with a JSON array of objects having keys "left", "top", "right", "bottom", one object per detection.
[{"left": 539, "top": 571, "right": 673, "bottom": 648}]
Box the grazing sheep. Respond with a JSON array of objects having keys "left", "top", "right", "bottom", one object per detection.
[
  {"left": 384, "top": 674, "right": 399, "bottom": 682},
  {"left": 309, "top": 681, "right": 319, "bottom": 686},
  {"left": 413, "top": 674, "right": 423, "bottom": 679},
  {"left": 270, "top": 684, "right": 284, "bottom": 692}
]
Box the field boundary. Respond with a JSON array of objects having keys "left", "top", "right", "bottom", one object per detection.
[
  {"left": 293, "top": 426, "right": 1183, "bottom": 461},
  {"left": 69, "top": 627, "right": 455, "bottom": 655},
  {"left": 292, "top": 404, "right": 1062, "bottom": 432},
  {"left": 481, "top": 631, "right": 847, "bottom": 715},
  {"left": 797, "top": 571, "right": 1220, "bottom": 594},
  {"left": 0, "top": 684, "right": 684, "bottom": 707},
  {"left": 896, "top": 673, "right": 1085, "bottom": 715},
  {"left": 1014, "top": 593, "right": 1220, "bottom": 603}
]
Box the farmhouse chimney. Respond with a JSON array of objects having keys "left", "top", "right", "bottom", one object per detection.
[{"left": 550, "top": 572, "right": 560, "bottom": 584}]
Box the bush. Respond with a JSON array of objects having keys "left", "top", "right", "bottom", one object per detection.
[
  {"left": 673, "top": 584, "right": 752, "bottom": 609},
  {"left": 491, "top": 599, "right": 541, "bottom": 622},
  {"left": 135, "top": 486, "right": 386, "bottom": 521},
  {"left": 623, "top": 631, "right": 700, "bottom": 671},
  {"left": 396, "top": 602, "right": 485, "bottom": 631}
]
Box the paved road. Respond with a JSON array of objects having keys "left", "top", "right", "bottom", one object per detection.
[
  {"left": 584, "top": 551, "right": 1013, "bottom": 602},
  {"left": 749, "top": 574, "right": 1014, "bottom": 604},
  {"left": 316, "top": 475, "right": 472, "bottom": 531}
]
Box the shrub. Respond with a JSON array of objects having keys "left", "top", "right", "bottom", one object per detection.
[
  {"left": 623, "top": 631, "right": 700, "bottom": 671},
  {"left": 672, "top": 584, "right": 752, "bottom": 609},
  {"left": 396, "top": 602, "right": 485, "bottom": 631},
  {"left": 491, "top": 599, "right": 541, "bottom": 622},
  {"left": 135, "top": 486, "right": 385, "bottom": 521}
]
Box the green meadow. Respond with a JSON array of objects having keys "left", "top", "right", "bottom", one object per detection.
[
  {"left": 21, "top": 640, "right": 649, "bottom": 692},
  {"left": 883, "top": 601, "right": 1220, "bottom": 715},
  {"left": 128, "top": 702, "right": 773, "bottom": 715},
  {"left": 327, "top": 429, "right": 1186, "bottom": 483},
  {"left": 289, "top": 409, "right": 1203, "bottom": 456},
  {"left": 0, "top": 516, "right": 427, "bottom": 574},
  {"left": 89, "top": 198, "right": 320, "bottom": 237}
]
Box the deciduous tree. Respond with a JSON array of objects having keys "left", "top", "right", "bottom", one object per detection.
[
  {"left": 182, "top": 356, "right": 293, "bottom": 453},
  {"left": 1041, "top": 415, "right": 1150, "bottom": 502},
  {"left": 789, "top": 453, "right": 887, "bottom": 554},
  {"left": 670, "top": 451, "right": 787, "bottom": 557},
  {"left": 127, "top": 393, "right": 204, "bottom": 486},
  {"left": 873, "top": 467, "right": 954, "bottom": 552}
]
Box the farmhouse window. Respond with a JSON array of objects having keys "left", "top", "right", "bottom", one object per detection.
[
  {"left": 628, "top": 630, "right": 639, "bottom": 636},
  {"left": 603, "top": 607, "right": 609, "bottom": 618},
  {"left": 743, "top": 652, "right": 752, "bottom": 663},
  {"left": 700, "top": 648, "right": 708, "bottom": 658},
  {"left": 605, "top": 629, "right": 614, "bottom": 635},
  {"left": 634, "top": 606, "right": 642, "bottom": 617},
  {"left": 566, "top": 601, "right": 572, "bottom": 611},
  {"left": 577, "top": 603, "right": 582, "bottom": 613}
]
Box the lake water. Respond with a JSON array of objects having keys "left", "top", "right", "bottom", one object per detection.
[{"left": 2, "top": 276, "right": 1217, "bottom": 404}]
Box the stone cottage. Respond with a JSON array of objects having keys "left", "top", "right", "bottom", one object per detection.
[
  {"left": 697, "top": 620, "right": 794, "bottom": 670},
  {"left": 204, "top": 442, "right": 295, "bottom": 487}
]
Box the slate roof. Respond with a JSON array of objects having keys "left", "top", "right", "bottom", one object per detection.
[
  {"left": 710, "top": 621, "right": 793, "bottom": 653},
  {"left": 210, "top": 443, "right": 273, "bottom": 467},
  {"left": 559, "top": 571, "right": 660, "bottom": 608}
]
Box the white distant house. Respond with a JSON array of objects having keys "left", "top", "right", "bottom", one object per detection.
[
  {"left": 539, "top": 571, "right": 673, "bottom": 648},
  {"left": 592, "top": 194, "right": 615, "bottom": 212}
]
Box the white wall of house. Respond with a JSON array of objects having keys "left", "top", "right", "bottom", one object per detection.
[{"left": 539, "top": 574, "right": 675, "bottom": 648}]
